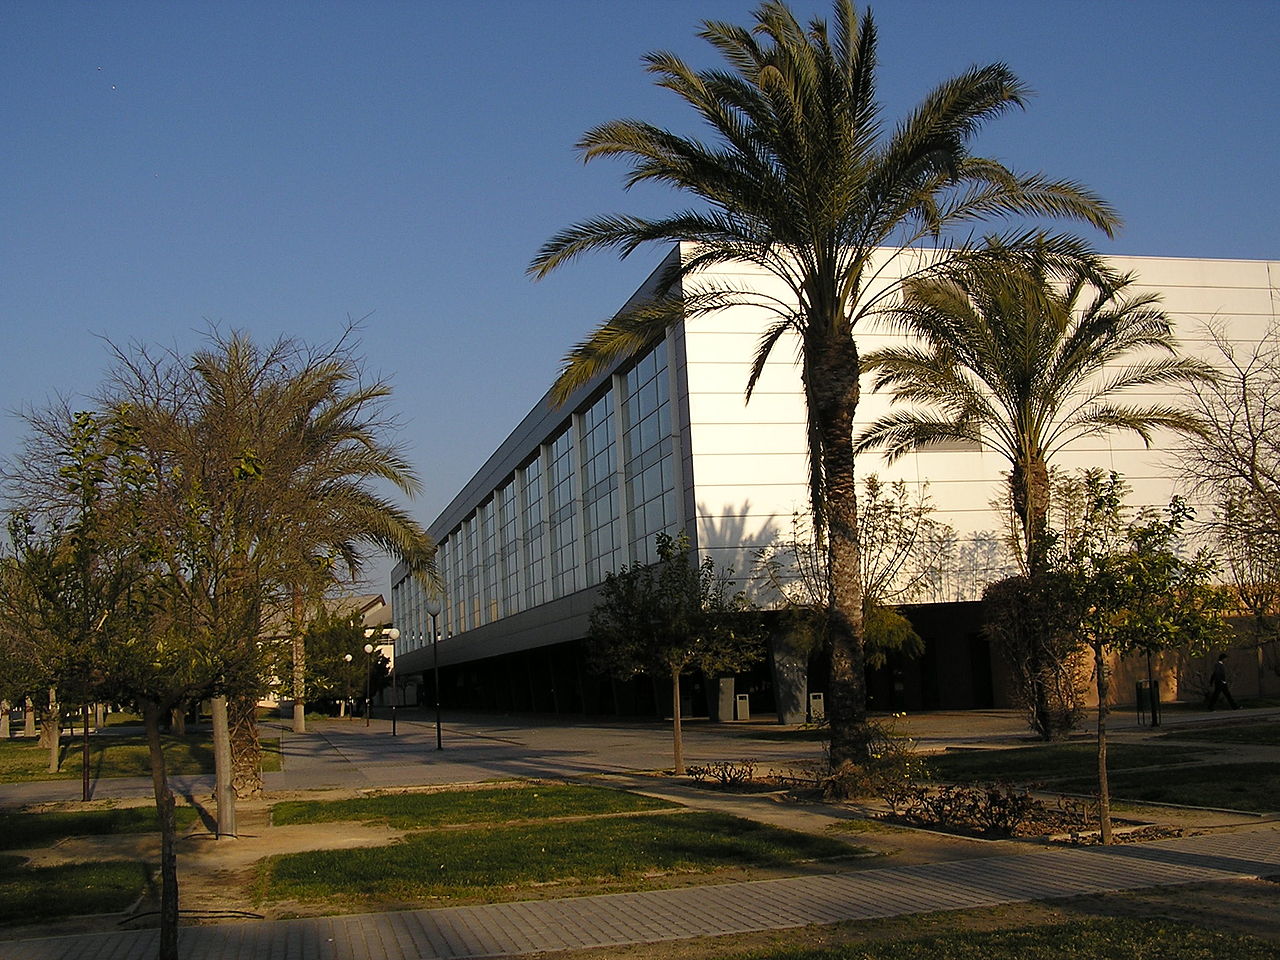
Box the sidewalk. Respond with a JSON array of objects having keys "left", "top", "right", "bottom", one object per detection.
[
  {"left": 6, "top": 826, "right": 1278, "bottom": 960},
  {"left": 4, "top": 705, "right": 1276, "bottom": 807}
]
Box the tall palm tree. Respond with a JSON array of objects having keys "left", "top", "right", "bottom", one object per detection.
[
  {"left": 528, "top": 0, "right": 1117, "bottom": 768},
  {"left": 212, "top": 338, "right": 437, "bottom": 737},
  {"left": 111, "top": 330, "right": 435, "bottom": 822},
  {"left": 186, "top": 331, "right": 436, "bottom": 776},
  {"left": 855, "top": 249, "right": 1215, "bottom": 567}
]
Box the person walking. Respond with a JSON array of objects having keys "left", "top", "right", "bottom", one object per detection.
[{"left": 1207, "top": 653, "right": 1240, "bottom": 710}]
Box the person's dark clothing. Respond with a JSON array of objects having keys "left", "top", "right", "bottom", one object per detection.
[{"left": 1207, "top": 659, "right": 1239, "bottom": 710}]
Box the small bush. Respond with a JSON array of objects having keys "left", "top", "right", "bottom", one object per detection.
[
  {"left": 687, "top": 759, "right": 758, "bottom": 788},
  {"left": 890, "top": 781, "right": 1046, "bottom": 837},
  {"left": 820, "top": 716, "right": 930, "bottom": 804}
]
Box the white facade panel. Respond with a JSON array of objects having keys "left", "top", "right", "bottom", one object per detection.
[{"left": 392, "top": 246, "right": 1280, "bottom": 674}]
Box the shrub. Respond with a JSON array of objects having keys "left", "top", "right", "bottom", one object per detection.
[{"left": 687, "top": 759, "right": 758, "bottom": 788}]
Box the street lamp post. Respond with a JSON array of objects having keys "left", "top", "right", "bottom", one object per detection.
[
  {"left": 341, "top": 653, "right": 353, "bottom": 717},
  {"left": 362, "top": 642, "right": 375, "bottom": 726},
  {"left": 423, "top": 595, "right": 443, "bottom": 750},
  {"left": 364, "top": 627, "right": 402, "bottom": 734}
]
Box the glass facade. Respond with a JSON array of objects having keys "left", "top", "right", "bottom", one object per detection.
[
  {"left": 621, "top": 340, "right": 677, "bottom": 565},
  {"left": 580, "top": 391, "right": 621, "bottom": 585},
  {"left": 521, "top": 457, "right": 547, "bottom": 608},
  {"left": 399, "top": 338, "right": 680, "bottom": 648},
  {"left": 547, "top": 427, "right": 579, "bottom": 598},
  {"left": 498, "top": 480, "right": 520, "bottom": 614}
]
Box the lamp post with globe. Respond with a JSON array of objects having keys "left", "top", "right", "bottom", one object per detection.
[
  {"left": 363, "top": 627, "right": 402, "bottom": 733},
  {"left": 341, "top": 652, "right": 353, "bottom": 717},
  {"left": 423, "top": 594, "right": 443, "bottom": 750}
]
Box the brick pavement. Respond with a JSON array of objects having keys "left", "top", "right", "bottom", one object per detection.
[{"left": 6, "top": 826, "right": 1278, "bottom": 960}]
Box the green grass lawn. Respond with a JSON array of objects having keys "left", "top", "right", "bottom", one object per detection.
[
  {"left": 0, "top": 853, "right": 150, "bottom": 926},
  {"left": 1056, "top": 761, "right": 1280, "bottom": 812},
  {"left": 255, "top": 810, "right": 858, "bottom": 906},
  {"left": 728, "top": 918, "right": 1277, "bottom": 960},
  {"left": 1161, "top": 719, "right": 1280, "bottom": 745},
  {"left": 0, "top": 734, "right": 280, "bottom": 782},
  {"left": 927, "top": 742, "right": 1208, "bottom": 784},
  {"left": 0, "top": 805, "right": 201, "bottom": 850},
  {"left": 271, "top": 783, "right": 675, "bottom": 828}
]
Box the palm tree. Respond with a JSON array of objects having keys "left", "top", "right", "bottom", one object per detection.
[
  {"left": 528, "top": 0, "right": 1117, "bottom": 769},
  {"left": 186, "top": 331, "right": 436, "bottom": 781},
  {"left": 109, "top": 330, "right": 435, "bottom": 826},
  {"left": 855, "top": 249, "right": 1215, "bottom": 567},
  {"left": 222, "top": 338, "right": 437, "bottom": 738}
]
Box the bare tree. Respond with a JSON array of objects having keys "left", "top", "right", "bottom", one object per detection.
[{"left": 1182, "top": 323, "right": 1280, "bottom": 683}]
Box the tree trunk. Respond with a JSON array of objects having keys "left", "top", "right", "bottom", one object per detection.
[
  {"left": 1094, "top": 641, "right": 1113, "bottom": 844},
  {"left": 670, "top": 667, "right": 684, "bottom": 776},
  {"left": 1011, "top": 456, "right": 1052, "bottom": 571},
  {"left": 43, "top": 687, "right": 60, "bottom": 773},
  {"left": 143, "top": 700, "right": 180, "bottom": 960},
  {"left": 810, "top": 334, "right": 869, "bottom": 771},
  {"left": 81, "top": 703, "right": 91, "bottom": 802},
  {"left": 210, "top": 696, "right": 237, "bottom": 838},
  {"left": 228, "top": 693, "right": 263, "bottom": 798},
  {"left": 291, "top": 586, "right": 306, "bottom": 734},
  {"left": 169, "top": 706, "right": 186, "bottom": 736},
  {"left": 1011, "top": 459, "right": 1062, "bottom": 740}
]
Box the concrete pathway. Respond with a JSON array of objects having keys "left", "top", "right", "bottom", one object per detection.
[
  {"left": 4, "top": 705, "right": 1276, "bottom": 807},
  {"left": 6, "top": 827, "right": 1278, "bottom": 960}
]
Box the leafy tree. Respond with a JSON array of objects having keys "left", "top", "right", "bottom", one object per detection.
[
  {"left": 300, "top": 607, "right": 366, "bottom": 710},
  {"left": 982, "top": 569, "right": 1089, "bottom": 740},
  {"left": 1047, "top": 472, "right": 1230, "bottom": 842},
  {"left": 2, "top": 403, "right": 218, "bottom": 960},
  {"left": 588, "top": 533, "right": 763, "bottom": 774},
  {"left": 0, "top": 410, "right": 150, "bottom": 780},
  {"left": 529, "top": 0, "right": 1117, "bottom": 769},
  {"left": 104, "top": 329, "right": 435, "bottom": 834}
]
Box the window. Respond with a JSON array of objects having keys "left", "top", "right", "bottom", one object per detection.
[{"left": 621, "top": 341, "right": 677, "bottom": 564}]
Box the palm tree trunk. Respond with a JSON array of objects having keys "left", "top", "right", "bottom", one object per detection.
[
  {"left": 229, "top": 693, "right": 263, "bottom": 798},
  {"left": 811, "top": 336, "right": 869, "bottom": 771},
  {"left": 1094, "top": 641, "right": 1113, "bottom": 844},
  {"left": 1012, "top": 458, "right": 1059, "bottom": 739},
  {"left": 1012, "top": 457, "right": 1051, "bottom": 572},
  {"left": 143, "top": 700, "right": 180, "bottom": 960}
]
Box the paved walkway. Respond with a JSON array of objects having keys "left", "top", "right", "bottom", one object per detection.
[
  {"left": 7, "top": 827, "right": 1279, "bottom": 959},
  {"left": 3, "top": 708, "right": 1277, "bottom": 958},
  {"left": 4, "top": 705, "right": 1276, "bottom": 807}
]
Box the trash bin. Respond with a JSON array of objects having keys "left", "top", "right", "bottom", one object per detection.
[
  {"left": 1135, "top": 679, "right": 1161, "bottom": 727},
  {"left": 734, "top": 693, "right": 750, "bottom": 721},
  {"left": 808, "top": 691, "right": 825, "bottom": 722}
]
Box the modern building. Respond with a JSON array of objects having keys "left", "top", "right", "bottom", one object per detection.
[{"left": 391, "top": 245, "right": 1279, "bottom": 718}]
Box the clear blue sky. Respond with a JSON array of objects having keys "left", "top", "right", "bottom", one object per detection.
[{"left": 2, "top": 1, "right": 1277, "bottom": 589}]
